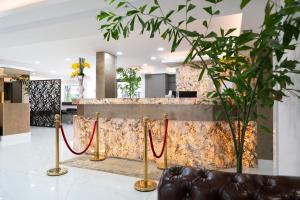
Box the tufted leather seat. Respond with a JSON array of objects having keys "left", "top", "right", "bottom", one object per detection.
[{"left": 158, "top": 166, "right": 300, "bottom": 200}]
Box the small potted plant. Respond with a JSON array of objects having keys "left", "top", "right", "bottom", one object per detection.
[{"left": 117, "top": 67, "right": 142, "bottom": 99}]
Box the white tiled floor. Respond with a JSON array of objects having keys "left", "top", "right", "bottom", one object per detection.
[{"left": 0, "top": 126, "right": 157, "bottom": 200}]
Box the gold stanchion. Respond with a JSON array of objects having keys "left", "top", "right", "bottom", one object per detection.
[
  {"left": 134, "top": 117, "right": 157, "bottom": 192},
  {"left": 47, "top": 114, "right": 68, "bottom": 176},
  {"left": 157, "top": 113, "right": 168, "bottom": 170},
  {"left": 90, "top": 112, "right": 106, "bottom": 161}
]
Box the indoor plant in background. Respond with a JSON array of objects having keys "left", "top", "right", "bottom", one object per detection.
[
  {"left": 117, "top": 67, "right": 142, "bottom": 98},
  {"left": 70, "top": 57, "right": 91, "bottom": 99},
  {"left": 98, "top": 0, "right": 300, "bottom": 173}
]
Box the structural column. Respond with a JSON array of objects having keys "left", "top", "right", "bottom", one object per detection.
[{"left": 96, "top": 52, "right": 116, "bottom": 98}]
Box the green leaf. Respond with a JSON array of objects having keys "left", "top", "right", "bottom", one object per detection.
[
  {"left": 137, "top": 16, "right": 145, "bottom": 27},
  {"left": 205, "top": 0, "right": 217, "bottom": 3},
  {"left": 203, "top": 6, "right": 213, "bottom": 15},
  {"left": 240, "top": 0, "right": 251, "bottom": 9},
  {"left": 203, "top": 20, "right": 208, "bottom": 28},
  {"left": 206, "top": 31, "right": 217, "bottom": 38},
  {"left": 236, "top": 30, "right": 257, "bottom": 45},
  {"left": 187, "top": 16, "right": 196, "bottom": 24},
  {"left": 178, "top": 20, "right": 185, "bottom": 26},
  {"left": 198, "top": 68, "right": 206, "bottom": 81},
  {"left": 275, "top": 50, "right": 284, "bottom": 61},
  {"left": 214, "top": 10, "right": 220, "bottom": 15},
  {"left": 225, "top": 28, "right": 237, "bottom": 36},
  {"left": 130, "top": 16, "right": 136, "bottom": 31},
  {"left": 205, "top": 0, "right": 223, "bottom": 3},
  {"left": 149, "top": 6, "right": 159, "bottom": 14},
  {"left": 187, "top": 3, "right": 196, "bottom": 12},
  {"left": 117, "top": 1, "right": 126, "bottom": 8},
  {"left": 179, "top": 29, "right": 199, "bottom": 37},
  {"left": 127, "top": 10, "right": 139, "bottom": 16},
  {"left": 97, "top": 11, "right": 110, "bottom": 21},
  {"left": 171, "top": 33, "right": 178, "bottom": 52},
  {"left": 283, "top": 23, "right": 300, "bottom": 45},
  {"left": 280, "top": 59, "right": 299, "bottom": 70},
  {"left": 139, "top": 4, "right": 147, "bottom": 13},
  {"left": 166, "top": 10, "right": 175, "bottom": 19},
  {"left": 220, "top": 28, "right": 224, "bottom": 37},
  {"left": 177, "top": 5, "right": 186, "bottom": 11}
]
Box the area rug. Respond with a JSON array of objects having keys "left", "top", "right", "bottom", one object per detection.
[{"left": 61, "top": 156, "right": 163, "bottom": 180}]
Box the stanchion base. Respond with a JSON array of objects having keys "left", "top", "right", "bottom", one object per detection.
[
  {"left": 134, "top": 180, "right": 157, "bottom": 192},
  {"left": 90, "top": 155, "right": 106, "bottom": 161},
  {"left": 47, "top": 168, "right": 68, "bottom": 176},
  {"left": 156, "top": 163, "right": 167, "bottom": 170}
]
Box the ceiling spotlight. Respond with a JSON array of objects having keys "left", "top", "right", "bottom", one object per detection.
[
  {"left": 157, "top": 47, "right": 164, "bottom": 51},
  {"left": 35, "top": 61, "right": 40, "bottom": 64},
  {"left": 65, "top": 58, "right": 71, "bottom": 62},
  {"left": 116, "top": 51, "right": 123, "bottom": 56},
  {"left": 151, "top": 56, "right": 157, "bottom": 60},
  {"left": 142, "top": 63, "right": 148, "bottom": 67}
]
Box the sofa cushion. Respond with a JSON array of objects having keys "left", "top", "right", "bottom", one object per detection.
[
  {"left": 158, "top": 166, "right": 300, "bottom": 200},
  {"left": 190, "top": 170, "right": 232, "bottom": 200}
]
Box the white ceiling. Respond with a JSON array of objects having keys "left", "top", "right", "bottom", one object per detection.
[{"left": 0, "top": 0, "right": 266, "bottom": 79}]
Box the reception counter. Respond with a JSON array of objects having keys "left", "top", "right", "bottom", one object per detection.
[{"left": 73, "top": 98, "right": 257, "bottom": 169}]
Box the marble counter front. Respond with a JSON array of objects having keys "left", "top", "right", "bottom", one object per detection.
[{"left": 73, "top": 98, "right": 257, "bottom": 169}]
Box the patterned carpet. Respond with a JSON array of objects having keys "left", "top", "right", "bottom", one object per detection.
[{"left": 61, "top": 156, "right": 163, "bottom": 180}]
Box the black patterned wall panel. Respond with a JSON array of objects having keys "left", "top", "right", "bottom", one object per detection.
[{"left": 29, "top": 79, "right": 61, "bottom": 127}]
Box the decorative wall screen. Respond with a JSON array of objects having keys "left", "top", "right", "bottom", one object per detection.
[{"left": 29, "top": 79, "right": 61, "bottom": 127}]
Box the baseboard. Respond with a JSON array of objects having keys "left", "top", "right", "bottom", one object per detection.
[
  {"left": 0, "top": 132, "right": 31, "bottom": 146},
  {"left": 258, "top": 159, "right": 274, "bottom": 173}
]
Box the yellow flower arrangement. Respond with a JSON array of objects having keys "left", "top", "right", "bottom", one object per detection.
[
  {"left": 70, "top": 70, "right": 80, "bottom": 78},
  {"left": 71, "top": 62, "right": 91, "bottom": 70},
  {"left": 70, "top": 58, "right": 91, "bottom": 78}
]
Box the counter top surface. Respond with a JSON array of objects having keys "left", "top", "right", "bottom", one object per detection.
[{"left": 73, "top": 98, "right": 213, "bottom": 105}]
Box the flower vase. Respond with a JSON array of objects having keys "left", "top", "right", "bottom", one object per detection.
[{"left": 78, "top": 75, "right": 84, "bottom": 99}]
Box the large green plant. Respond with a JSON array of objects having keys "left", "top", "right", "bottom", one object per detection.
[
  {"left": 98, "top": 0, "right": 300, "bottom": 173},
  {"left": 117, "top": 67, "right": 142, "bottom": 98}
]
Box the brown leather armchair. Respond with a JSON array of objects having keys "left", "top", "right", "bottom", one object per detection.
[{"left": 158, "top": 166, "right": 300, "bottom": 200}]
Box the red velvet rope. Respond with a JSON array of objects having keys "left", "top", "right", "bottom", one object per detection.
[
  {"left": 60, "top": 121, "right": 97, "bottom": 155},
  {"left": 148, "top": 119, "right": 168, "bottom": 158}
]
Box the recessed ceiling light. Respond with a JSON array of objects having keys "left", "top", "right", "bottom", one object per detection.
[
  {"left": 157, "top": 47, "right": 164, "bottom": 51},
  {"left": 142, "top": 63, "right": 148, "bottom": 67},
  {"left": 35, "top": 61, "right": 40, "bottom": 64},
  {"left": 151, "top": 56, "right": 157, "bottom": 60},
  {"left": 65, "top": 58, "right": 71, "bottom": 62},
  {"left": 116, "top": 51, "right": 123, "bottom": 56}
]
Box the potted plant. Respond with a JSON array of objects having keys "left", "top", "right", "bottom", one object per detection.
[
  {"left": 117, "top": 67, "right": 142, "bottom": 98},
  {"left": 70, "top": 58, "right": 91, "bottom": 99},
  {"left": 97, "top": 0, "right": 300, "bottom": 173}
]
